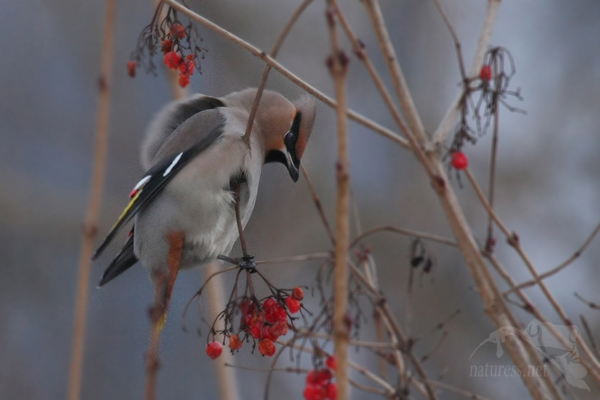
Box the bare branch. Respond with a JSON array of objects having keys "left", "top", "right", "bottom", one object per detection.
[
  {"left": 68, "top": 1, "right": 117, "bottom": 399},
  {"left": 163, "top": 0, "right": 410, "bottom": 148},
  {"left": 426, "top": 379, "right": 494, "bottom": 400},
  {"left": 301, "top": 165, "right": 336, "bottom": 246},
  {"left": 432, "top": 0, "right": 502, "bottom": 146},
  {"left": 243, "top": 0, "right": 314, "bottom": 146},
  {"left": 350, "top": 225, "right": 457, "bottom": 249},
  {"left": 326, "top": 5, "right": 351, "bottom": 398},
  {"left": 506, "top": 223, "right": 600, "bottom": 293}
]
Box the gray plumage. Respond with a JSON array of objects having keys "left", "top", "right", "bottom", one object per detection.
[{"left": 94, "top": 88, "right": 316, "bottom": 285}]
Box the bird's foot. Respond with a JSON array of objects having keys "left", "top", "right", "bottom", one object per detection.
[{"left": 218, "top": 254, "right": 257, "bottom": 273}]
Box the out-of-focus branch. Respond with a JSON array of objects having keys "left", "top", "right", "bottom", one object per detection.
[
  {"left": 68, "top": 1, "right": 117, "bottom": 399},
  {"left": 362, "top": 0, "right": 426, "bottom": 145},
  {"left": 426, "top": 379, "right": 493, "bottom": 400},
  {"left": 243, "top": 0, "right": 314, "bottom": 146},
  {"left": 465, "top": 169, "right": 572, "bottom": 325},
  {"left": 204, "top": 262, "right": 241, "bottom": 400},
  {"left": 301, "top": 165, "right": 336, "bottom": 245},
  {"left": 325, "top": 4, "right": 350, "bottom": 399},
  {"left": 486, "top": 253, "right": 596, "bottom": 391},
  {"left": 350, "top": 225, "right": 457, "bottom": 248},
  {"left": 506, "top": 222, "right": 600, "bottom": 293},
  {"left": 331, "top": 0, "right": 411, "bottom": 141},
  {"left": 256, "top": 251, "right": 332, "bottom": 265},
  {"left": 432, "top": 0, "right": 502, "bottom": 146},
  {"left": 361, "top": 0, "right": 437, "bottom": 177},
  {"left": 163, "top": 0, "right": 410, "bottom": 149}
]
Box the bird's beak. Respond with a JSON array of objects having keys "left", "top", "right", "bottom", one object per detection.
[{"left": 284, "top": 148, "right": 300, "bottom": 182}]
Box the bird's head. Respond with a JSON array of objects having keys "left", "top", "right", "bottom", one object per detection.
[{"left": 228, "top": 88, "right": 316, "bottom": 182}]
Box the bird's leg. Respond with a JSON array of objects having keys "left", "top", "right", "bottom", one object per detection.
[
  {"left": 145, "top": 231, "right": 185, "bottom": 400},
  {"left": 218, "top": 181, "right": 256, "bottom": 272}
]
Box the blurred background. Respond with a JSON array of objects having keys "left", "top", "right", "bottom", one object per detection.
[{"left": 2, "top": 0, "right": 600, "bottom": 398}]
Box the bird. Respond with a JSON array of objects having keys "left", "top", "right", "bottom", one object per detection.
[{"left": 92, "top": 88, "right": 316, "bottom": 287}]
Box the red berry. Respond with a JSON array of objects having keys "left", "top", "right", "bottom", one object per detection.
[
  {"left": 126, "top": 61, "right": 136, "bottom": 78},
  {"left": 185, "top": 54, "right": 195, "bottom": 62},
  {"left": 170, "top": 23, "right": 187, "bottom": 39},
  {"left": 326, "top": 383, "right": 337, "bottom": 400},
  {"left": 479, "top": 65, "right": 492, "bottom": 82},
  {"left": 240, "top": 299, "right": 255, "bottom": 316},
  {"left": 303, "top": 384, "right": 326, "bottom": 400},
  {"left": 307, "top": 369, "right": 333, "bottom": 385},
  {"left": 265, "top": 304, "right": 287, "bottom": 323},
  {"left": 250, "top": 321, "right": 262, "bottom": 339},
  {"left": 285, "top": 296, "right": 301, "bottom": 314},
  {"left": 258, "top": 339, "right": 276, "bottom": 357},
  {"left": 161, "top": 39, "right": 173, "bottom": 54},
  {"left": 261, "top": 325, "right": 278, "bottom": 341},
  {"left": 179, "top": 60, "right": 195, "bottom": 76},
  {"left": 326, "top": 355, "right": 337, "bottom": 371},
  {"left": 263, "top": 297, "right": 278, "bottom": 311},
  {"left": 269, "top": 320, "right": 288, "bottom": 337},
  {"left": 164, "top": 51, "right": 182, "bottom": 69},
  {"left": 292, "top": 286, "right": 304, "bottom": 300},
  {"left": 206, "top": 341, "right": 223, "bottom": 359},
  {"left": 178, "top": 74, "right": 190, "bottom": 88},
  {"left": 229, "top": 334, "right": 242, "bottom": 351},
  {"left": 450, "top": 151, "right": 469, "bottom": 170}
]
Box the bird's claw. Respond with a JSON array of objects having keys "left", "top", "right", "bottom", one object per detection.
[{"left": 218, "top": 254, "right": 257, "bottom": 273}]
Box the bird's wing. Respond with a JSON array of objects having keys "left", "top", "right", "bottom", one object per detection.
[
  {"left": 92, "top": 120, "right": 225, "bottom": 260},
  {"left": 98, "top": 228, "right": 138, "bottom": 286},
  {"left": 142, "top": 95, "right": 225, "bottom": 170}
]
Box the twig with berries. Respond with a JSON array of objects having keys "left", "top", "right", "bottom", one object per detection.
[
  {"left": 127, "top": 0, "right": 206, "bottom": 88},
  {"left": 185, "top": 263, "right": 308, "bottom": 360}
]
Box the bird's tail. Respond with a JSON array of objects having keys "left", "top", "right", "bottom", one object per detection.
[{"left": 98, "top": 230, "right": 138, "bottom": 287}]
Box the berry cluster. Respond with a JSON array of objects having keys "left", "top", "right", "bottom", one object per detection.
[
  {"left": 161, "top": 24, "right": 195, "bottom": 88},
  {"left": 128, "top": 5, "right": 206, "bottom": 87},
  {"left": 205, "top": 287, "right": 304, "bottom": 359},
  {"left": 304, "top": 356, "right": 338, "bottom": 400}
]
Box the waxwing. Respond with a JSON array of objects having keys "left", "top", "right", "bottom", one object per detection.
[{"left": 93, "top": 88, "right": 316, "bottom": 286}]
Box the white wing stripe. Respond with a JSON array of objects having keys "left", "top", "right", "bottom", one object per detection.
[
  {"left": 133, "top": 175, "right": 151, "bottom": 191},
  {"left": 163, "top": 152, "right": 183, "bottom": 177}
]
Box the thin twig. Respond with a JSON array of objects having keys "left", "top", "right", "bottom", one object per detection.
[
  {"left": 68, "top": 1, "right": 117, "bottom": 399},
  {"left": 465, "top": 170, "right": 569, "bottom": 322},
  {"left": 361, "top": 0, "right": 440, "bottom": 180},
  {"left": 432, "top": 0, "right": 502, "bottom": 146},
  {"left": 361, "top": 0, "right": 426, "bottom": 144},
  {"left": 242, "top": 0, "right": 314, "bottom": 146},
  {"left": 431, "top": 0, "right": 467, "bottom": 80},
  {"left": 506, "top": 223, "right": 600, "bottom": 293},
  {"left": 580, "top": 315, "right": 600, "bottom": 358},
  {"left": 332, "top": 0, "right": 411, "bottom": 142},
  {"left": 326, "top": 5, "right": 351, "bottom": 399},
  {"left": 574, "top": 293, "right": 600, "bottom": 310},
  {"left": 276, "top": 340, "right": 398, "bottom": 396},
  {"left": 486, "top": 253, "right": 600, "bottom": 389},
  {"left": 296, "top": 329, "right": 397, "bottom": 349},
  {"left": 256, "top": 252, "right": 332, "bottom": 265},
  {"left": 466, "top": 168, "right": 600, "bottom": 376},
  {"left": 350, "top": 225, "right": 457, "bottom": 248},
  {"left": 301, "top": 164, "right": 336, "bottom": 245},
  {"left": 204, "top": 261, "right": 241, "bottom": 400},
  {"left": 485, "top": 91, "right": 500, "bottom": 251},
  {"left": 233, "top": 183, "right": 248, "bottom": 257},
  {"left": 426, "top": 380, "right": 493, "bottom": 400},
  {"left": 163, "top": 0, "right": 410, "bottom": 149}
]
